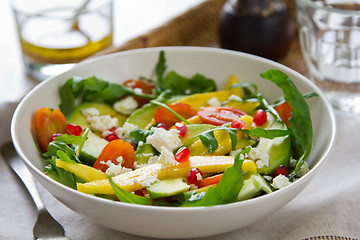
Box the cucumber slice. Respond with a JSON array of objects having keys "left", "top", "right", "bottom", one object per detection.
[{"left": 147, "top": 178, "right": 190, "bottom": 199}]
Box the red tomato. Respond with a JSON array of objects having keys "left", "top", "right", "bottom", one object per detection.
[
  {"left": 274, "top": 101, "right": 292, "bottom": 126},
  {"left": 197, "top": 107, "right": 246, "bottom": 126},
  {"left": 153, "top": 103, "right": 197, "bottom": 129},
  {"left": 93, "top": 139, "right": 135, "bottom": 172},
  {"left": 123, "top": 79, "right": 155, "bottom": 107}
]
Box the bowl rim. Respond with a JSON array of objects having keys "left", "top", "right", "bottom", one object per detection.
[{"left": 11, "top": 46, "right": 337, "bottom": 211}]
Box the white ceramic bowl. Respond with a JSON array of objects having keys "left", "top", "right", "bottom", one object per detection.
[{"left": 11, "top": 47, "right": 336, "bottom": 239}]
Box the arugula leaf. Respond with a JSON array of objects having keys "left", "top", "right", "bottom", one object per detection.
[
  {"left": 260, "top": 70, "right": 314, "bottom": 178},
  {"left": 272, "top": 92, "right": 318, "bottom": 107},
  {"left": 108, "top": 176, "right": 152, "bottom": 205},
  {"left": 43, "top": 133, "right": 87, "bottom": 163},
  {"left": 156, "top": 71, "right": 216, "bottom": 95},
  {"left": 199, "top": 131, "right": 218, "bottom": 153},
  {"left": 44, "top": 141, "right": 80, "bottom": 163},
  {"left": 130, "top": 129, "right": 152, "bottom": 144},
  {"left": 229, "top": 82, "right": 258, "bottom": 99},
  {"left": 52, "top": 133, "right": 85, "bottom": 145},
  {"left": 225, "top": 128, "right": 238, "bottom": 151},
  {"left": 155, "top": 50, "right": 167, "bottom": 84},
  {"left": 44, "top": 158, "right": 85, "bottom": 189},
  {"left": 241, "top": 128, "right": 290, "bottom": 139},
  {"left": 180, "top": 148, "right": 249, "bottom": 207}
]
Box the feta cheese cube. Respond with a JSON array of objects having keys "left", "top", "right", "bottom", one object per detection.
[
  {"left": 113, "top": 96, "right": 138, "bottom": 115},
  {"left": 146, "top": 127, "right": 182, "bottom": 152}
]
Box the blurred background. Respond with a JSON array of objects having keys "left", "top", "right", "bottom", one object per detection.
[{"left": 0, "top": 0, "right": 205, "bottom": 103}]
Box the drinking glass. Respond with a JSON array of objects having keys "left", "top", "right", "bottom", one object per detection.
[
  {"left": 12, "top": 0, "right": 113, "bottom": 81},
  {"left": 296, "top": 0, "right": 360, "bottom": 113}
]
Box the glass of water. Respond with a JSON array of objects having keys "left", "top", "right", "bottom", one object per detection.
[
  {"left": 11, "top": 0, "right": 113, "bottom": 81},
  {"left": 296, "top": 0, "right": 360, "bottom": 113}
]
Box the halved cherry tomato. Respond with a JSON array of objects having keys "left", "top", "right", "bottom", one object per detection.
[
  {"left": 94, "top": 139, "right": 135, "bottom": 172},
  {"left": 197, "top": 173, "right": 223, "bottom": 188},
  {"left": 33, "top": 107, "right": 67, "bottom": 153},
  {"left": 274, "top": 101, "right": 292, "bottom": 126},
  {"left": 197, "top": 107, "right": 246, "bottom": 126},
  {"left": 153, "top": 103, "right": 197, "bottom": 129},
  {"left": 123, "top": 79, "right": 155, "bottom": 107}
]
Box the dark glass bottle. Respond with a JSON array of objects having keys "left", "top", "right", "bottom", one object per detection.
[{"left": 219, "top": 0, "right": 294, "bottom": 60}]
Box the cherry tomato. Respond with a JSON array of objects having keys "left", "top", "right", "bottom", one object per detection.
[
  {"left": 197, "top": 107, "right": 246, "bottom": 126},
  {"left": 153, "top": 103, "right": 197, "bottom": 129},
  {"left": 123, "top": 79, "right": 155, "bottom": 107},
  {"left": 33, "top": 107, "right": 67, "bottom": 153},
  {"left": 94, "top": 139, "right": 135, "bottom": 172}
]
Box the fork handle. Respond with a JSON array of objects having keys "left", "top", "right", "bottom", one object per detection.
[{"left": 3, "top": 143, "right": 45, "bottom": 211}]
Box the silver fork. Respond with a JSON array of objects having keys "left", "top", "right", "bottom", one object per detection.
[{"left": 1, "top": 142, "right": 70, "bottom": 240}]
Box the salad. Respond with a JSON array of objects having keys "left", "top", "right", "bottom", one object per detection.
[{"left": 32, "top": 51, "right": 315, "bottom": 207}]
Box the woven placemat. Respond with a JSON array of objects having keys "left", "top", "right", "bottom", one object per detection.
[
  {"left": 96, "top": 0, "right": 308, "bottom": 76},
  {"left": 303, "top": 236, "right": 358, "bottom": 240}
]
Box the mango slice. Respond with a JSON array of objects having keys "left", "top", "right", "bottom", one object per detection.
[{"left": 56, "top": 159, "right": 108, "bottom": 182}]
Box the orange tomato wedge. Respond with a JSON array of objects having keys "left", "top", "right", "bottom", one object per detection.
[
  {"left": 274, "top": 101, "right": 292, "bottom": 126},
  {"left": 153, "top": 103, "right": 197, "bottom": 129},
  {"left": 94, "top": 139, "right": 135, "bottom": 172},
  {"left": 33, "top": 107, "right": 67, "bottom": 152}
]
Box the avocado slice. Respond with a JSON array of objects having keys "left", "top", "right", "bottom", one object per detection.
[
  {"left": 180, "top": 124, "right": 215, "bottom": 144},
  {"left": 256, "top": 113, "right": 292, "bottom": 175},
  {"left": 238, "top": 172, "right": 272, "bottom": 201},
  {"left": 125, "top": 103, "right": 158, "bottom": 129},
  {"left": 67, "top": 102, "right": 127, "bottom": 129},
  {"left": 125, "top": 96, "right": 185, "bottom": 129},
  {"left": 134, "top": 143, "right": 156, "bottom": 166},
  {"left": 147, "top": 178, "right": 190, "bottom": 199}
]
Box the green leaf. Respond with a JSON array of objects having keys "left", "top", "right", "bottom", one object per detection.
[
  {"left": 260, "top": 70, "right": 314, "bottom": 178},
  {"left": 240, "top": 128, "right": 290, "bottom": 139},
  {"left": 59, "top": 78, "right": 78, "bottom": 118},
  {"left": 56, "top": 150, "right": 75, "bottom": 163},
  {"left": 130, "top": 129, "right": 152, "bottom": 144},
  {"left": 199, "top": 131, "right": 218, "bottom": 153},
  {"left": 45, "top": 158, "right": 85, "bottom": 189},
  {"left": 225, "top": 128, "right": 238, "bottom": 151},
  {"left": 156, "top": 50, "right": 167, "bottom": 84},
  {"left": 272, "top": 92, "right": 319, "bottom": 107},
  {"left": 52, "top": 133, "right": 85, "bottom": 145},
  {"left": 230, "top": 82, "right": 258, "bottom": 99},
  {"left": 43, "top": 141, "right": 80, "bottom": 163},
  {"left": 108, "top": 176, "right": 152, "bottom": 205}
]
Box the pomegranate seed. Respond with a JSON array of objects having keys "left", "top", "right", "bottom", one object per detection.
[
  {"left": 253, "top": 109, "right": 267, "bottom": 126},
  {"left": 231, "top": 120, "right": 246, "bottom": 129},
  {"left": 175, "top": 123, "right": 187, "bottom": 137},
  {"left": 105, "top": 133, "right": 119, "bottom": 142},
  {"left": 51, "top": 134, "right": 62, "bottom": 142},
  {"left": 157, "top": 123, "right": 168, "bottom": 130},
  {"left": 275, "top": 165, "right": 289, "bottom": 177},
  {"left": 187, "top": 168, "right": 203, "bottom": 184},
  {"left": 174, "top": 147, "right": 190, "bottom": 163},
  {"left": 109, "top": 126, "right": 117, "bottom": 133},
  {"left": 66, "top": 124, "right": 83, "bottom": 136}
]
